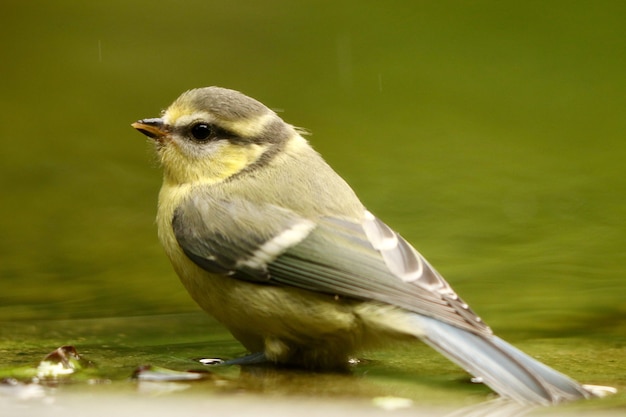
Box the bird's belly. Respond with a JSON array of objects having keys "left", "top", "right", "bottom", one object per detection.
[{"left": 171, "top": 255, "right": 369, "bottom": 369}]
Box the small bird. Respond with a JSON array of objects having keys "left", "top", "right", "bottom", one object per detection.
[{"left": 132, "top": 86, "right": 603, "bottom": 405}]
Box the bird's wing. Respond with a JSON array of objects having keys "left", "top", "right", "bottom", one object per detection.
[{"left": 172, "top": 194, "right": 490, "bottom": 335}]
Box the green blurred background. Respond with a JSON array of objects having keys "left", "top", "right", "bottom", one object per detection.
[{"left": 0, "top": 0, "right": 624, "bottom": 410}]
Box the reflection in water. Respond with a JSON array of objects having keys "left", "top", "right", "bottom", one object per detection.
[{"left": 445, "top": 399, "right": 536, "bottom": 417}]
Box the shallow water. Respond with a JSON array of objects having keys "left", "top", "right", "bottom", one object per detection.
[
  {"left": 1, "top": 0, "right": 625, "bottom": 414},
  {"left": 1, "top": 314, "right": 624, "bottom": 416}
]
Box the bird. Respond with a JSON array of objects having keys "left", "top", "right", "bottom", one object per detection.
[{"left": 131, "top": 86, "right": 607, "bottom": 405}]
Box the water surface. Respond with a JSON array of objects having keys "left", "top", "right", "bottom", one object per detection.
[{"left": 1, "top": 1, "right": 624, "bottom": 415}]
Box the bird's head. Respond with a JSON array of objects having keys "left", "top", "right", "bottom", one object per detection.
[{"left": 132, "top": 87, "right": 293, "bottom": 186}]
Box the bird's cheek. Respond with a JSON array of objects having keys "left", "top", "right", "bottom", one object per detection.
[{"left": 151, "top": 135, "right": 174, "bottom": 154}]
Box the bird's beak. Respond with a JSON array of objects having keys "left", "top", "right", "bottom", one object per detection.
[{"left": 131, "top": 118, "right": 169, "bottom": 139}]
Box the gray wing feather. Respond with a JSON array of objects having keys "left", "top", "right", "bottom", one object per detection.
[
  {"left": 173, "top": 195, "right": 310, "bottom": 281},
  {"left": 269, "top": 217, "right": 490, "bottom": 333},
  {"left": 173, "top": 196, "right": 489, "bottom": 334}
]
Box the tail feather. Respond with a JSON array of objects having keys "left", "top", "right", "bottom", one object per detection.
[{"left": 410, "top": 314, "right": 593, "bottom": 405}]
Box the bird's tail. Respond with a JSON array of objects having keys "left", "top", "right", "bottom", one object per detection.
[{"left": 407, "top": 314, "right": 602, "bottom": 405}]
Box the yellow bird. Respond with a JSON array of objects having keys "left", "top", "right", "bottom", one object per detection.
[{"left": 132, "top": 86, "right": 609, "bottom": 405}]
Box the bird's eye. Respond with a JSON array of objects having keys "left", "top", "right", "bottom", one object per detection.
[{"left": 190, "top": 123, "right": 214, "bottom": 141}]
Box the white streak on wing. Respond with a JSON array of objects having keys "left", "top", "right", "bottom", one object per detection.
[
  {"left": 237, "top": 220, "right": 316, "bottom": 270},
  {"left": 363, "top": 210, "right": 399, "bottom": 251},
  {"left": 362, "top": 211, "right": 488, "bottom": 332},
  {"left": 362, "top": 210, "right": 423, "bottom": 282}
]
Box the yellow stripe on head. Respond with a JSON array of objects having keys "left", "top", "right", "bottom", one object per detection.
[{"left": 220, "top": 112, "right": 277, "bottom": 138}]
